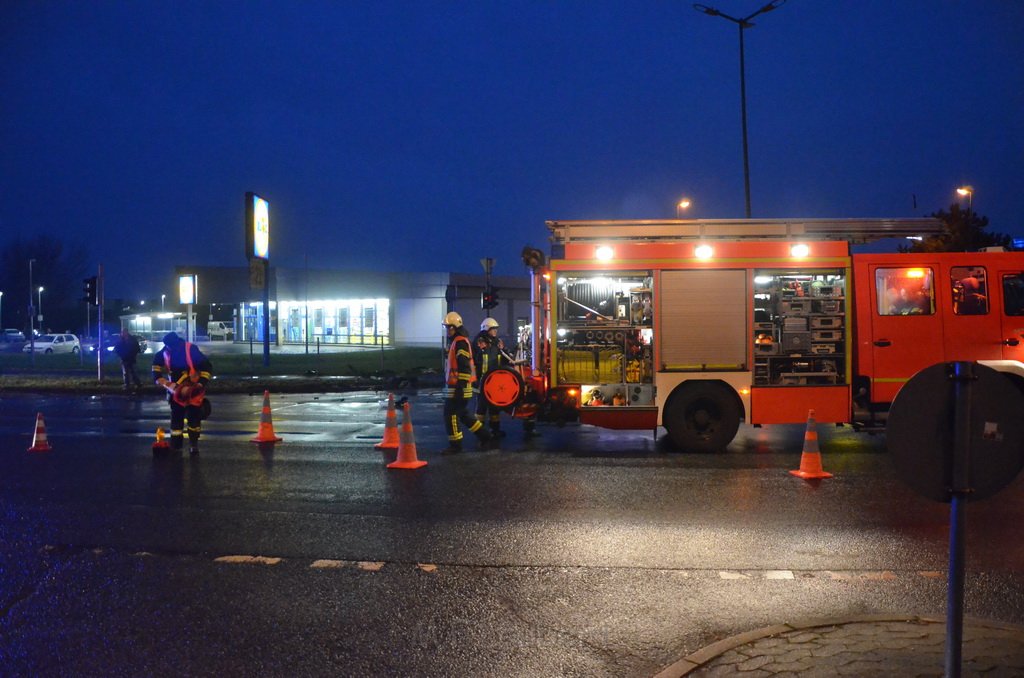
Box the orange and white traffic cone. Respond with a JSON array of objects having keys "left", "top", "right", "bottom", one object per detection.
[
  {"left": 790, "top": 409, "right": 832, "bottom": 480},
  {"left": 152, "top": 427, "right": 171, "bottom": 453},
  {"left": 387, "top": 402, "right": 427, "bottom": 470},
  {"left": 251, "top": 390, "right": 283, "bottom": 443},
  {"left": 27, "top": 412, "right": 52, "bottom": 452},
  {"left": 374, "top": 393, "right": 400, "bottom": 450}
]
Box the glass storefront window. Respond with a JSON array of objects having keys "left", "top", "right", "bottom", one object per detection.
[{"left": 277, "top": 298, "right": 390, "bottom": 346}]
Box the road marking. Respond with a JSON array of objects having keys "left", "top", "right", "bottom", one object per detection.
[
  {"left": 417, "top": 563, "right": 438, "bottom": 573},
  {"left": 764, "top": 570, "right": 794, "bottom": 579},
  {"left": 718, "top": 571, "right": 750, "bottom": 579},
  {"left": 214, "top": 555, "right": 282, "bottom": 565},
  {"left": 825, "top": 570, "right": 898, "bottom": 580},
  {"left": 358, "top": 561, "right": 386, "bottom": 571}
]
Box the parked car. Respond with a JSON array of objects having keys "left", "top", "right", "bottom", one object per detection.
[
  {"left": 208, "top": 321, "right": 234, "bottom": 340},
  {"left": 22, "top": 333, "right": 81, "bottom": 354},
  {"left": 3, "top": 329, "right": 26, "bottom": 342}
]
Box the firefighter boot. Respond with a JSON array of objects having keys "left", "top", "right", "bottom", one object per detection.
[
  {"left": 440, "top": 440, "right": 463, "bottom": 455},
  {"left": 188, "top": 428, "right": 200, "bottom": 456},
  {"left": 476, "top": 428, "right": 496, "bottom": 451}
]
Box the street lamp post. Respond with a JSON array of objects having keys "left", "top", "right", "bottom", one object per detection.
[
  {"left": 676, "top": 198, "right": 692, "bottom": 218},
  {"left": 37, "top": 287, "right": 44, "bottom": 325},
  {"left": 161, "top": 294, "right": 166, "bottom": 311},
  {"left": 28, "top": 258, "right": 36, "bottom": 363},
  {"left": 694, "top": 0, "right": 786, "bottom": 218},
  {"left": 956, "top": 185, "right": 974, "bottom": 221},
  {"left": 0, "top": 290, "right": 4, "bottom": 330}
]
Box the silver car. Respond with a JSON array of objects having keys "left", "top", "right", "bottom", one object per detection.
[{"left": 23, "top": 333, "right": 81, "bottom": 354}]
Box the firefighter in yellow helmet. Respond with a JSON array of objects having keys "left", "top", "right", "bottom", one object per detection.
[
  {"left": 441, "top": 311, "right": 494, "bottom": 454},
  {"left": 473, "top": 317, "right": 507, "bottom": 438}
]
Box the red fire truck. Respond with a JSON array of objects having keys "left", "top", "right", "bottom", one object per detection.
[{"left": 484, "top": 218, "right": 1024, "bottom": 452}]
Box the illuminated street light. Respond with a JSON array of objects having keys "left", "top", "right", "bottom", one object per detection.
[
  {"left": 694, "top": 0, "right": 786, "bottom": 218},
  {"left": 676, "top": 198, "right": 692, "bottom": 218},
  {"left": 956, "top": 185, "right": 974, "bottom": 219},
  {"left": 161, "top": 293, "right": 166, "bottom": 311},
  {"left": 0, "top": 291, "right": 3, "bottom": 329},
  {"left": 38, "top": 287, "right": 44, "bottom": 319}
]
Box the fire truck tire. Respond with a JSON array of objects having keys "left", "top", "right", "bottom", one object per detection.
[{"left": 663, "top": 382, "right": 741, "bottom": 453}]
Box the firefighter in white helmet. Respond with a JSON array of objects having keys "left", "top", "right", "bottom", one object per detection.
[
  {"left": 441, "top": 311, "right": 494, "bottom": 454},
  {"left": 473, "top": 317, "right": 507, "bottom": 438}
]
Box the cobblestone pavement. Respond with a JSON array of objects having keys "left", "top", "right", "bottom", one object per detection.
[{"left": 656, "top": 615, "right": 1024, "bottom": 677}]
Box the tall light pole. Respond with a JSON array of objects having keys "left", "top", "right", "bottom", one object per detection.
[
  {"left": 28, "top": 258, "right": 36, "bottom": 363},
  {"left": 956, "top": 185, "right": 974, "bottom": 221},
  {"left": 676, "top": 198, "right": 692, "bottom": 218},
  {"left": 37, "top": 287, "right": 44, "bottom": 324},
  {"left": 161, "top": 293, "right": 166, "bottom": 311},
  {"left": 0, "top": 290, "right": 4, "bottom": 330},
  {"left": 694, "top": 0, "right": 786, "bottom": 218}
]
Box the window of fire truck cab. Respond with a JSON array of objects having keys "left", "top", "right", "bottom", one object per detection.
[
  {"left": 950, "top": 266, "right": 989, "bottom": 315},
  {"left": 875, "top": 268, "right": 935, "bottom": 316},
  {"left": 1003, "top": 274, "right": 1024, "bottom": 316}
]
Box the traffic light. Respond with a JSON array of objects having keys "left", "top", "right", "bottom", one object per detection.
[
  {"left": 82, "top": 276, "right": 98, "bottom": 306},
  {"left": 481, "top": 287, "right": 499, "bottom": 310}
]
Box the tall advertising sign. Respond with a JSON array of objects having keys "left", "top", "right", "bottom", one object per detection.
[
  {"left": 179, "top": 274, "right": 198, "bottom": 343},
  {"left": 245, "top": 193, "right": 270, "bottom": 261},
  {"left": 245, "top": 192, "right": 271, "bottom": 366}
]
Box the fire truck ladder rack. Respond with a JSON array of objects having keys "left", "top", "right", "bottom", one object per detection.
[{"left": 546, "top": 218, "right": 943, "bottom": 244}]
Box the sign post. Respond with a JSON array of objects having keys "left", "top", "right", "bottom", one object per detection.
[
  {"left": 246, "top": 192, "right": 271, "bottom": 367},
  {"left": 887, "top": 362, "right": 1024, "bottom": 678}
]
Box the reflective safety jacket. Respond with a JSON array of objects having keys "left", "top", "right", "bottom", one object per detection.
[
  {"left": 152, "top": 340, "right": 213, "bottom": 404},
  {"left": 445, "top": 331, "right": 476, "bottom": 395}
]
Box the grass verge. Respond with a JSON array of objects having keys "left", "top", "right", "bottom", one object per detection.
[{"left": 0, "top": 346, "right": 442, "bottom": 394}]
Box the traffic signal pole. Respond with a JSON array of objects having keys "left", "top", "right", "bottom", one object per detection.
[{"left": 96, "top": 265, "right": 104, "bottom": 381}]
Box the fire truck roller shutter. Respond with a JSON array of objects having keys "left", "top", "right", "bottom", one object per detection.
[
  {"left": 663, "top": 380, "right": 743, "bottom": 453},
  {"left": 660, "top": 270, "right": 747, "bottom": 369}
]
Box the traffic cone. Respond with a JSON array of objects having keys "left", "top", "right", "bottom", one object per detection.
[
  {"left": 790, "top": 409, "right": 833, "bottom": 479},
  {"left": 374, "top": 393, "right": 400, "bottom": 450},
  {"left": 251, "top": 390, "right": 283, "bottom": 443},
  {"left": 387, "top": 402, "right": 427, "bottom": 470},
  {"left": 152, "top": 427, "right": 171, "bottom": 453},
  {"left": 27, "top": 412, "right": 52, "bottom": 452}
]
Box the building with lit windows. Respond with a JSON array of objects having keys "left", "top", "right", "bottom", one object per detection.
[{"left": 122, "top": 267, "right": 530, "bottom": 348}]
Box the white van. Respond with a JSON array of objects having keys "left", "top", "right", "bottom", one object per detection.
[{"left": 207, "top": 321, "right": 233, "bottom": 340}]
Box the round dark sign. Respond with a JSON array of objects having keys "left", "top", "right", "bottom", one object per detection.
[
  {"left": 481, "top": 367, "right": 524, "bottom": 412},
  {"left": 887, "top": 362, "right": 1024, "bottom": 502}
]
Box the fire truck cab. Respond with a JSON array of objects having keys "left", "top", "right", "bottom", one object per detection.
[{"left": 509, "top": 218, "right": 1024, "bottom": 452}]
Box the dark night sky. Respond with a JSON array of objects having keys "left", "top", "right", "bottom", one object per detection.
[{"left": 2, "top": 1, "right": 1022, "bottom": 298}]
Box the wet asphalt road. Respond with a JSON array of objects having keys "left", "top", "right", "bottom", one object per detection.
[{"left": 2, "top": 390, "right": 1024, "bottom": 677}]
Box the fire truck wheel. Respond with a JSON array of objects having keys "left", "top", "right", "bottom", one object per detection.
[{"left": 663, "top": 382, "right": 741, "bottom": 453}]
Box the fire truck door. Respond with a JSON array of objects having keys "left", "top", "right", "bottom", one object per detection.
[
  {"left": 998, "top": 270, "right": 1024, "bottom": 361},
  {"left": 867, "top": 264, "right": 944, "bottom": 403}
]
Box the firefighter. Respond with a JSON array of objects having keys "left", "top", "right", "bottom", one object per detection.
[
  {"left": 152, "top": 332, "right": 212, "bottom": 455},
  {"left": 441, "top": 311, "right": 493, "bottom": 454},
  {"left": 473, "top": 317, "right": 507, "bottom": 438}
]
